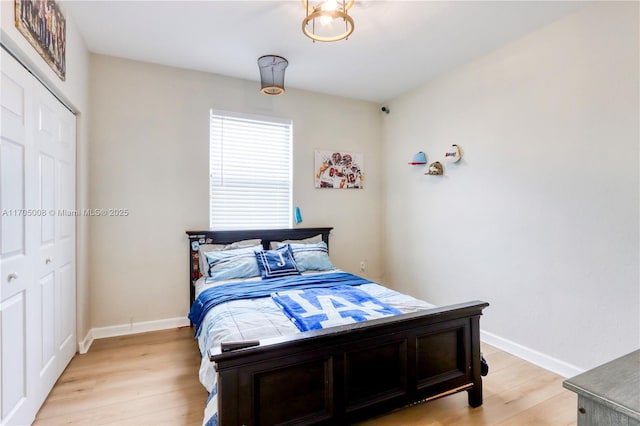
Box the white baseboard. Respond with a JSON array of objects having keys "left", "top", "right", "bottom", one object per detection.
[
  {"left": 78, "top": 329, "right": 94, "bottom": 354},
  {"left": 77, "top": 316, "right": 191, "bottom": 354},
  {"left": 481, "top": 330, "right": 584, "bottom": 378}
]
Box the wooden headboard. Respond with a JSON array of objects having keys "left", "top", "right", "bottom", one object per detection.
[{"left": 185, "top": 227, "right": 333, "bottom": 306}]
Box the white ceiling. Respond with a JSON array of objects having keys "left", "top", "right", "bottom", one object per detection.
[{"left": 64, "top": 0, "right": 591, "bottom": 103}]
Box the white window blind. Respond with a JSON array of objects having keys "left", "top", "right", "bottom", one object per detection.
[{"left": 210, "top": 110, "right": 292, "bottom": 230}]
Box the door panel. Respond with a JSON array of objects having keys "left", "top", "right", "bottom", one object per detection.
[
  {"left": 0, "top": 139, "right": 26, "bottom": 257},
  {"left": 58, "top": 263, "right": 74, "bottom": 357},
  {"left": 0, "top": 292, "right": 28, "bottom": 422},
  {"left": 59, "top": 159, "right": 74, "bottom": 241},
  {"left": 40, "top": 273, "right": 56, "bottom": 375},
  {"left": 39, "top": 153, "right": 56, "bottom": 245}
]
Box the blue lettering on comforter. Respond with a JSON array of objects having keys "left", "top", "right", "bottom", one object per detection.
[{"left": 271, "top": 285, "right": 402, "bottom": 331}]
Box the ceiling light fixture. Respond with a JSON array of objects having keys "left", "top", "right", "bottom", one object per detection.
[
  {"left": 302, "top": 0, "right": 354, "bottom": 43},
  {"left": 257, "top": 55, "right": 288, "bottom": 95}
]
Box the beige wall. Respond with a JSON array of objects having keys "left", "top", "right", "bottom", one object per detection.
[
  {"left": 381, "top": 2, "right": 639, "bottom": 373},
  {"left": 1, "top": 0, "right": 92, "bottom": 345},
  {"left": 88, "top": 55, "right": 382, "bottom": 328}
]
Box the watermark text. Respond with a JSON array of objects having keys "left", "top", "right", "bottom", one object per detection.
[{"left": 2, "top": 208, "right": 129, "bottom": 217}]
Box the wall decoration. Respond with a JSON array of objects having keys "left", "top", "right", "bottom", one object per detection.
[
  {"left": 315, "top": 150, "right": 364, "bottom": 189},
  {"left": 15, "top": 0, "right": 66, "bottom": 80},
  {"left": 445, "top": 144, "right": 462, "bottom": 163},
  {"left": 426, "top": 161, "right": 444, "bottom": 175},
  {"left": 408, "top": 151, "right": 427, "bottom": 165}
]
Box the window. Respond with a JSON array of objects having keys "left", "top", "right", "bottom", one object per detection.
[{"left": 210, "top": 110, "right": 292, "bottom": 230}]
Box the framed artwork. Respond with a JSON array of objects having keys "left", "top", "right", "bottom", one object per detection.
[
  {"left": 314, "top": 150, "right": 364, "bottom": 189},
  {"left": 15, "top": 0, "right": 66, "bottom": 80}
]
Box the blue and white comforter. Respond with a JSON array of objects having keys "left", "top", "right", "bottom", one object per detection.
[{"left": 192, "top": 271, "right": 435, "bottom": 426}]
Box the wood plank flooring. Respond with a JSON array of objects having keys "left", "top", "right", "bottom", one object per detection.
[
  {"left": 34, "top": 328, "right": 577, "bottom": 425},
  {"left": 34, "top": 327, "right": 206, "bottom": 426}
]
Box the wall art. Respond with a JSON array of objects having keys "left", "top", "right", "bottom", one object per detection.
[
  {"left": 314, "top": 150, "right": 364, "bottom": 189},
  {"left": 15, "top": 0, "right": 66, "bottom": 80}
]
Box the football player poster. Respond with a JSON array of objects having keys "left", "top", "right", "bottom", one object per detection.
[{"left": 314, "top": 150, "right": 364, "bottom": 189}]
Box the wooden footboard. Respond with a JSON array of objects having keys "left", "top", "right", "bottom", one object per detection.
[{"left": 210, "top": 300, "right": 489, "bottom": 425}]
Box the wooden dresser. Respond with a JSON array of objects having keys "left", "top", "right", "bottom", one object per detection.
[{"left": 563, "top": 350, "right": 640, "bottom": 426}]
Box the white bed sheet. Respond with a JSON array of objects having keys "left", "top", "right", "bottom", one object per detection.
[{"left": 195, "top": 271, "right": 435, "bottom": 393}]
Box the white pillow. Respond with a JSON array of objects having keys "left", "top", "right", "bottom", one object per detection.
[
  {"left": 198, "top": 239, "right": 262, "bottom": 277},
  {"left": 270, "top": 234, "right": 323, "bottom": 250}
]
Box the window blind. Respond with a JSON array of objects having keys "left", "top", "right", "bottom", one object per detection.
[{"left": 210, "top": 110, "right": 292, "bottom": 230}]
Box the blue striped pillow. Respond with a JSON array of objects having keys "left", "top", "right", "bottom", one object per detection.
[
  {"left": 255, "top": 244, "right": 301, "bottom": 279},
  {"left": 288, "top": 241, "right": 335, "bottom": 272},
  {"left": 205, "top": 245, "right": 261, "bottom": 281}
]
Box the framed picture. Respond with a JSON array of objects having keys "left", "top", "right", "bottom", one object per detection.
[
  {"left": 15, "top": 0, "right": 66, "bottom": 81},
  {"left": 314, "top": 150, "right": 364, "bottom": 189}
]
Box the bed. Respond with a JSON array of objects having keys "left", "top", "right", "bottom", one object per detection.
[{"left": 186, "top": 227, "right": 489, "bottom": 426}]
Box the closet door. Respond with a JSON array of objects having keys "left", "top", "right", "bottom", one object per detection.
[
  {"left": 1, "top": 49, "right": 76, "bottom": 425},
  {"left": 0, "top": 49, "right": 38, "bottom": 426},
  {"left": 32, "top": 78, "right": 76, "bottom": 405}
]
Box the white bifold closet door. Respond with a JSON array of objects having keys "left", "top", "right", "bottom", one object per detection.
[{"left": 1, "top": 48, "right": 76, "bottom": 426}]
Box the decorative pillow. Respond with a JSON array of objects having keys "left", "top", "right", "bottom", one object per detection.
[
  {"left": 288, "top": 241, "right": 336, "bottom": 272},
  {"left": 199, "top": 239, "right": 262, "bottom": 277},
  {"left": 270, "top": 234, "right": 323, "bottom": 250},
  {"left": 255, "top": 244, "right": 300, "bottom": 279},
  {"left": 205, "top": 245, "right": 261, "bottom": 281}
]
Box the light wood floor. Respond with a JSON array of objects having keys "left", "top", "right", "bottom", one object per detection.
[{"left": 34, "top": 328, "right": 577, "bottom": 425}]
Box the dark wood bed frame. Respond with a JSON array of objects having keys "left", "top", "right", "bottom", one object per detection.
[{"left": 187, "top": 228, "right": 489, "bottom": 426}]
